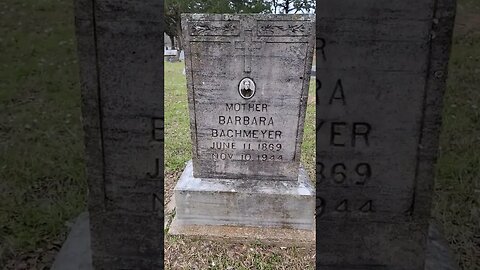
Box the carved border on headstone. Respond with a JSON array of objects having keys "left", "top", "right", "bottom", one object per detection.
[
  {"left": 257, "top": 20, "right": 310, "bottom": 36},
  {"left": 189, "top": 20, "right": 240, "bottom": 36}
]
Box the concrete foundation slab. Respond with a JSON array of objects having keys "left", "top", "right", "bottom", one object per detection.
[
  {"left": 168, "top": 216, "right": 315, "bottom": 246},
  {"left": 174, "top": 161, "right": 315, "bottom": 230}
]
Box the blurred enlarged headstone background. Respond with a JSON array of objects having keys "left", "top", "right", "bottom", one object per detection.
[{"left": 0, "top": 0, "right": 478, "bottom": 269}]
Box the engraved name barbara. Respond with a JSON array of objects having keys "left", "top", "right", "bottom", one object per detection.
[{"left": 238, "top": 77, "right": 255, "bottom": 99}]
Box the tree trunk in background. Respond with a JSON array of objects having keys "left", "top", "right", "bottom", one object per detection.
[
  {"left": 176, "top": 20, "right": 183, "bottom": 51},
  {"left": 168, "top": 34, "right": 175, "bottom": 49}
]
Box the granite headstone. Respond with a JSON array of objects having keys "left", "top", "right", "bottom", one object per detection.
[
  {"left": 316, "top": 0, "right": 456, "bottom": 269},
  {"left": 171, "top": 14, "right": 316, "bottom": 233},
  {"left": 74, "top": 0, "right": 164, "bottom": 268}
]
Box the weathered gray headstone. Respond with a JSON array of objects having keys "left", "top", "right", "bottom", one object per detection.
[
  {"left": 316, "top": 0, "right": 456, "bottom": 269},
  {"left": 179, "top": 50, "right": 185, "bottom": 61},
  {"left": 171, "top": 14, "right": 316, "bottom": 234},
  {"left": 74, "top": 0, "right": 164, "bottom": 268},
  {"left": 185, "top": 14, "right": 314, "bottom": 181}
]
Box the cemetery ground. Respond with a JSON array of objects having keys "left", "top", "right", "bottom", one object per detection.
[{"left": 0, "top": 1, "right": 478, "bottom": 269}]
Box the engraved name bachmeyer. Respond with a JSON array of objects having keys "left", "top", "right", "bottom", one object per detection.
[{"left": 211, "top": 103, "right": 283, "bottom": 140}]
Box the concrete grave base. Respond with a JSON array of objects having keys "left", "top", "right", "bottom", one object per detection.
[
  {"left": 168, "top": 217, "right": 315, "bottom": 246},
  {"left": 173, "top": 160, "right": 315, "bottom": 230}
]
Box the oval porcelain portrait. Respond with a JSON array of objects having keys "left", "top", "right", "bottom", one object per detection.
[{"left": 238, "top": 77, "right": 256, "bottom": 100}]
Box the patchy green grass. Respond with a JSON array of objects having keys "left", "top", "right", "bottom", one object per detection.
[
  {"left": 432, "top": 24, "right": 480, "bottom": 269},
  {"left": 0, "top": 0, "right": 479, "bottom": 269},
  {"left": 164, "top": 62, "right": 191, "bottom": 173},
  {"left": 165, "top": 236, "right": 315, "bottom": 270},
  {"left": 0, "top": 0, "right": 85, "bottom": 268}
]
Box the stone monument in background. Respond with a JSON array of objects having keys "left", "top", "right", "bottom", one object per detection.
[
  {"left": 170, "top": 14, "right": 316, "bottom": 239},
  {"left": 316, "top": 0, "right": 457, "bottom": 269}
]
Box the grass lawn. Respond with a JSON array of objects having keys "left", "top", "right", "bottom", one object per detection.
[
  {"left": 0, "top": 0, "right": 85, "bottom": 268},
  {"left": 0, "top": 0, "right": 479, "bottom": 269},
  {"left": 432, "top": 3, "right": 480, "bottom": 268}
]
